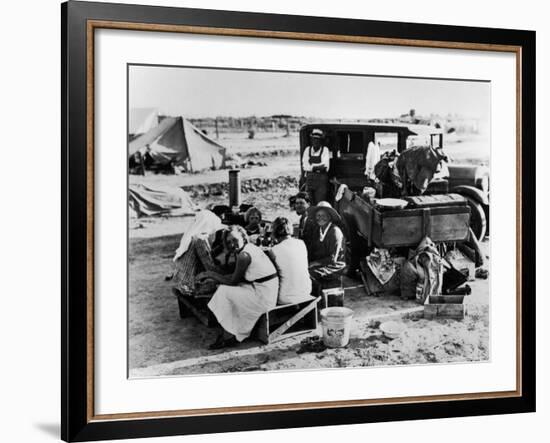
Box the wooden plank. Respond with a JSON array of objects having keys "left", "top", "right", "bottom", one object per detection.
[
  {"left": 268, "top": 299, "right": 319, "bottom": 342},
  {"left": 379, "top": 205, "right": 470, "bottom": 218},
  {"left": 406, "top": 194, "right": 467, "bottom": 208},
  {"left": 254, "top": 298, "right": 320, "bottom": 344},
  {"left": 437, "top": 304, "right": 465, "bottom": 319},
  {"left": 422, "top": 208, "right": 432, "bottom": 238},
  {"left": 429, "top": 295, "right": 465, "bottom": 304},
  {"left": 429, "top": 213, "right": 470, "bottom": 242},
  {"left": 345, "top": 196, "right": 374, "bottom": 247},
  {"left": 179, "top": 296, "right": 211, "bottom": 326},
  {"left": 381, "top": 216, "right": 422, "bottom": 245},
  {"left": 378, "top": 210, "right": 470, "bottom": 247},
  {"left": 359, "top": 272, "right": 372, "bottom": 296},
  {"left": 268, "top": 297, "right": 315, "bottom": 312},
  {"left": 255, "top": 314, "right": 269, "bottom": 344},
  {"left": 172, "top": 288, "right": 216, "bottom": 327},
  {"left": 265, "top": 305, "right": 299, "bottom": 327},
  {"left": 424, "top": 304, "right": 437, "bottom": 319},
  {"left": 371, "top": 210, "right": 383, "bottom": 246},
  {"left": 268, "top": 329, "right": 315, "bottom": 342},
  {"left": 424, "top": 303, "right": 464, "bottom": 319}
]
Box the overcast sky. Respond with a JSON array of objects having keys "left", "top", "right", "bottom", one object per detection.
[{"left": 129, "top": 65, "right": 490, "bottom": 121}]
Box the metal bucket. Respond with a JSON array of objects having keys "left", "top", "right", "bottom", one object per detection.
[{"left": 320, "top": 307, "right": 354, "bottom": 348}]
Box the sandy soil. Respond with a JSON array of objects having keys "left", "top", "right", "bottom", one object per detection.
[
  {"left": 128, "top": 131, "right": 491, "bottom": 377},
  {"left": 128, "top": 225, "right": 490, "bottom": 377}
]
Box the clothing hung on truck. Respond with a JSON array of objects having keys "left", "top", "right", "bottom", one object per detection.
[
  {"left": 364, "top": 141, "right": 381, "bottom": 180},
  {"left": 374, "top": 151, "right": 402, "bottom": 198},
  {"left": 395, "top": 145, "right": 448, "bottom": 195},
  {"left": 400, "top": 236, "right": 446, "bottom": 303}
]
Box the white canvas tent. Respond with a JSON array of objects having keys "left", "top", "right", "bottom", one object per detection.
[{"left": 129, "top": 116, "right": 226, "bottom": 172}]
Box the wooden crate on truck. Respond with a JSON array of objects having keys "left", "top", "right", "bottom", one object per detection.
[{"left": 337, "top": 187, "right": 471, "bottom": 248}]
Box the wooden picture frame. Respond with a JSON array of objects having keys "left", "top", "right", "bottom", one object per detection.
[{"left": 62, "top": 1, "right": 536, "bottom": 441}]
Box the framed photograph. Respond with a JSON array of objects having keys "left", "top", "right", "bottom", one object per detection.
[{"left": 62, "top": 1, "right": 535, "bottom": 441}]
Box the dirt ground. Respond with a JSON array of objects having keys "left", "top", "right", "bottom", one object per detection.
[
  {"left": 128, "top": 131, "right": 491, "bottom": 377},
  {"left": 128, "top": 228, "right": 490, "bottom": 377}
]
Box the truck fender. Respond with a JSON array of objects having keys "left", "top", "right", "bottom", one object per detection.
[{"left": 451, "top": 185, "right": 488, "bottom": 206}]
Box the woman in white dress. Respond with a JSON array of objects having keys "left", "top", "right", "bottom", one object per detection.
[
  {"left": 199, "top": 225, "right": 279, "bottom": 349},
  {"left": 267, "top": 217, "right": 312, "bottom": 305}
]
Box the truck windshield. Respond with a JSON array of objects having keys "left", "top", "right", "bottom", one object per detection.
[
  {"left": 374, "top": 132, "right": 398, "bottom": 153},
  {"left": 407, "top": 134, "right": 430, "bottom": 148}
]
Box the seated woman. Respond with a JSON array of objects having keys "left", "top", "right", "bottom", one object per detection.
[
  {"left": 266, "top": 217, "right": 312, "bottom": 305},
  {"left": 199, "top": 225, "right": 279, "bottom": 349},
  {"left": 244, "top": 207, "right": 262, "bottom": 236},
  {"left": 307, "top": 201, "right": 346, "bottom": 290}
]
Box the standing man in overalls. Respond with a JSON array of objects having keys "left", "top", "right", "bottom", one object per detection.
[{"left": 302, "top": 128, "right": 330, "bottom": 204}]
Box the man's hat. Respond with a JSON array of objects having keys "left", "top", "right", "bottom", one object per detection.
[{"left": 310, "top": 128, "right": 324, "bottom": 138}]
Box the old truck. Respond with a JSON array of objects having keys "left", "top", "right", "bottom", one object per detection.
[
  {"left": 299, "top": 123, "right": 489, "bottom": 240},
  {"left": 299, "top": 123, "right": 489, "bottom": 270}
]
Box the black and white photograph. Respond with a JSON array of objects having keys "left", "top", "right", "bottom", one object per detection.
[{"left": 127, "top": 65, "right": 491, "bottom": 378}]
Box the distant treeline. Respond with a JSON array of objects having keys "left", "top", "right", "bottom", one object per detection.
[
  {"left": 189, "top": 113, "right": 483, "bottom": 135},
  {"left": 189, "top": 116, "right": 309, "bottom": 134}
]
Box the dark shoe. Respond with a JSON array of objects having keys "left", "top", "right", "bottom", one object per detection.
[
  {"left": 208, "top": 332, "right": 224, "bottom": 350},
  {"left": 208, "top": 336, "right": 237, "bottom": 350},
  {"left": 475, "top": 268, "right": 489, "bottom": 279}
]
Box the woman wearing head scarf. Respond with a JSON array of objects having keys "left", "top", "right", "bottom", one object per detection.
[
  {"left": 171, "top": 210, "right": 229, "bottom": 295},
  {"left": 266, "top": 217, "right": 312, "bottom": 305},
  {"left": 307, "top": 201, "right": 346, "bottom": 287},
  {"left": 200, "top": 225, "right": 279, "bottom": 349}
]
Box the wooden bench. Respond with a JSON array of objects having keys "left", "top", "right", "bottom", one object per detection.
[
  {"left": 254, "top": 297, "right": 320, "bottom": 344},
  {"left": 173, "top": 288, "right": 321, "bottom": 344},
  {"left": 172, "top": 287, "right": 217, "bottom": 327}
]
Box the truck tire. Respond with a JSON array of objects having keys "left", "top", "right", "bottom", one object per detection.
[{"left": 464, "top": 196, "right": 487, "bottom": 241}]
